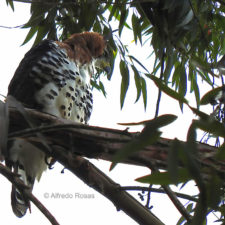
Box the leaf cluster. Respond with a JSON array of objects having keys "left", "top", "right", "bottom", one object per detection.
[{"left": 5, "top": 0, "right": 225, "bottom": 110}]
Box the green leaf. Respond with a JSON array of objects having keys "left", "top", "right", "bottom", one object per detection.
[
  {"left": 192, "top": 116, "right": 225, "bottom": 138},
  {"left": 207, "top": 173, "right": 223, "bottom": 208},
  {"left": 149, "top": 75, "right": 189, "bottom": 104},
  {"left": 164, "top": 48, "right": 174, "bottom": 82},
  {"left": 172, "top": 64, "right": 180, "bottom": 90},
  {"left": 119, "top": 9, "right": 128, "bottom": 36},
  {"left": 190, "top": 56, "right": 211, "bottom": 76},
  {"left": 91, "top": 80, "right": 106, "bottom": 98},
  {"left": 6, "top": 0, "right": 14, "bottom": 11},
  {"left": 174, "top": 63, "right": 187, "bottom": 110},
  {"left": 178, "top": 64, "right": 187, "bottom": 99},
  {"left": 33, "top": 24, "right": 49, "bottom": 46},
  {"left": 22, "top": 26, "right": 38, "bottom": 46},
  {"left": 23, "top": 12, "right": 44, "bottom": 28},
  {"left": 129, "top": 55, "right": 149, "bottom": 73},
  {"left": 191, "top": 74, "right": 200, "bottom": 107},
  {"left": 99, "top": 81, "right": 107, "bottom": 97},
  {"left": 141, "top": 77, "right": 147, "bottom": 110},
  {"left": 132, "top": 13, "right": 139, "bottom": 44},
  {"left": 110, "top": 130, "right": 161, "bottom": 171},
  {"left": 118, "top": 114, "right": 177, "bottom": 126},
  {"left": 189, "top": 107, "right": 209, "bottom": 120},
  {"left": 108, "top": 4, "right": 118, "bottom": 22},
  {"left": 185, "top": 125, "right": 205, "bottom": 187},
  {"left": 111, "top": 114, "right": 177, "bottom": 170},
  {"left": 136, "top": 169, "right": 192, "bottom": 185},
  {"left": 132, "top": 65, "right": 142, "bottom": 102},
  {"left": 200, "top": 86, "right": 223, "bottom": 105},
  {"left": 120, "top": 60, "right": 130, "bottom": 109}
]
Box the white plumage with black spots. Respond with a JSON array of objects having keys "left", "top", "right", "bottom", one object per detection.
[{"left": 6, "top": 32, "right": 110, "bottom": 218}]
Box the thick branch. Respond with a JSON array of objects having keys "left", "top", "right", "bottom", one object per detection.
[
  {"left": 8, "top": 107, "right": 223, "bottom": 173},
  {"left": 6, "top": 107, "right": 166, "bottom": 225},
  {"left": 50, "top": 148, "right": 164, "bottom": 225},
  {"left": 5, "top": 107, "right": 225, "bottom": 224}
]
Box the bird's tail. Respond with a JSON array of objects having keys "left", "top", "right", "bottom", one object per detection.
[
  {"left": 11, "top": 164, "right": 34, "bottom": 218},
  {"left": 7, "top": 138, "right": 47, "bottom": 217}
]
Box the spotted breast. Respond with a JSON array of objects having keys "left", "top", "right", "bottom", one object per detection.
[
  {"left": 8, "top": 39, "right": 93, "bottom": 123},
  {"left": 7, "top": 32, "right": 109, "bottom": 218}
]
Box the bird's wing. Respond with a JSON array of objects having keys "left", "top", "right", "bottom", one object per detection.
[{"left": 7, "top": 40, "right": 61, "bottom": 109}]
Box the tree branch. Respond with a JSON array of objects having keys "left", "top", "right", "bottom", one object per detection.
[
  {"left": 50, "top": 148, "right": 164, "bottom": 225},
  {"left": 161, "top": 185, "right": 192, "bottom": 222},
  {"left": 6, "top": 107, "right": 165, "bottom": 225},
  {"left": 5, "top": 106, "right": 225, "bottom": 224},
  {"left": 0, "top": 24, "right": 24, "bottom": 29},
  {"left": 8, "top": 107, "right": 223, "bottom": 174},
  {"left": 121, "top": 186, "right": 197, "bottom": 202},
  {"left": 0, "top": 163, "right": 60, "bottom": 225}
]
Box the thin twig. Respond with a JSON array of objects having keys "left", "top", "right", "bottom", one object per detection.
[
  {"left": 151, "top": 47, "right": 193, "bottom": 221},
  {"left": 8, "top": 122, "right": 132, "bottom": 140},
  {"left": 147, "top": 50, "right": 165, "bottom": 210},
  {"left": 145, "top": 184, "right": 152, "bottom": 209},
  {"left": 121, "top": 186, "right": 197, "bottom": 202},
  {"left": 27, "top": 191, "right": 60, "bottom": 225},
  {"left": 154, "top": 50, "right": 165, "bottom": 118},
  {"left": 0, "top": 24, "right": 24, "bottom": 29},
  {"left": 0, "top": 163, "right": 60, "bottom": 225}
]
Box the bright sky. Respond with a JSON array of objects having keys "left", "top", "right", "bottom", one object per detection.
[{"left": 0, "top": 2, "right": 217, "bottom": 225}]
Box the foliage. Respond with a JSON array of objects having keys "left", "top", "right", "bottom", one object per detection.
[{"left": 5, "top": 0, "right": 225, "bottom": 224}]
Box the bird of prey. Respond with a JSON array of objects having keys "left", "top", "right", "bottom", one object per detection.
[{"left": 6, "top": 32, "right": 110, "bottom": 217}]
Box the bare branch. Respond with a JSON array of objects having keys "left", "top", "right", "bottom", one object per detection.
[
  {"left": 121, "top": 186, "right": 198, "bottom": 202},
  {"left": 161, "top": 185, "right": 192, "bottom": 222},
  {"left": 0, "top": 163, "right": 60, "bottom": 225},
  {"left": 0, "top": 24, "right": 24, "bottom": 29}
]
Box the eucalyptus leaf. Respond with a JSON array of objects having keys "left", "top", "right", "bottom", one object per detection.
[
  {"left": 120, "top": 60, "right": 130, "bottom": 109},
  {"left": 149, "top": 75, "right": 189, "bottom": 104},
  {"left": 141, "top": 77, "right": 147, "bottom": 110},
  {"left": 132, "top": 65, "right": 142, "bottom": 103},
  {"left": 200, "top": 86, "right": 224, "bottom": 105},
  {"left": 136, "top": 168, "right": 192, "bottom": 185},
  {"left": 111, "top": 114, "right": 177, "bottom": 170}
]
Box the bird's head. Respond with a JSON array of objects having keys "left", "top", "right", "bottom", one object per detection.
[{"left": 64, "top": 32, "right": 111, "bottom": 74}]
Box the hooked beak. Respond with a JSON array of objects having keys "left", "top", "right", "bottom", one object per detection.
[
  {"left": 95, "top": 59, "right": 111, "bottom": 75},
  {"left": 103, "top": 64, "right": 111, "bottom": 74}
]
